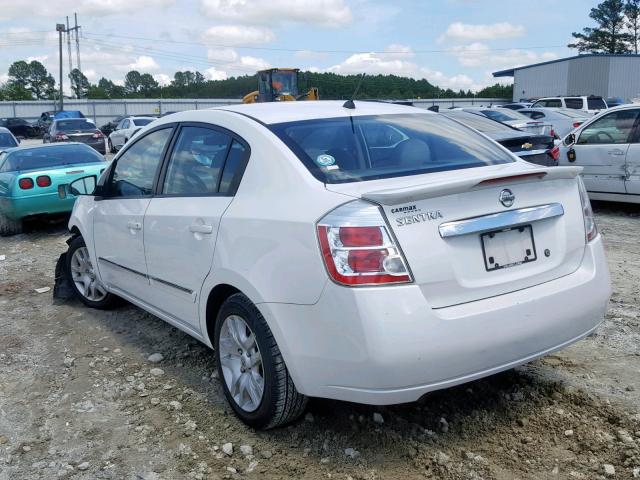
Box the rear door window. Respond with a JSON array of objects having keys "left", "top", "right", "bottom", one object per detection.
[
  {"left": 564, "top": 98, "right": 583, "bottom": 109},
  {"left": 270, "top": 113, "right": 514, "bottom": 184},
  {"left": 587, "top": 97, "right": 607, "bottom": 110},
  {"left": 162, "top": 127, "right": 231, "bottom": 196}
]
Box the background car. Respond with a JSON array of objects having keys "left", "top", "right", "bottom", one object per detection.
[
  {"left": 442, "top": 110, "right": 558, "bottom": 166},
  {"left": 0, "top": 117, "right": 39, "bottom": 138},
  {"left": 0, "top": 127, "right": 20, "bottom": 151},
  {"left": 559, "top": 104, "right": 640, "bottom": 203},
  {"left": 99, "top": 115, "right": 125, "bottom": 137},
  {"left": 518, "top": 107, "right": 590, "bottom": 138},
  {"left": 108, "top": 116, "right": 156, "bottom": 152},
  {"left": 531, "top": 96, "right": 608, "bottom": 114},
  {"left": 35, "top": 110, "right": 57, "bottom": 133},
  {"left": 43, "top": 118, "right": 106, "bottom": 154},
  {"left": 0, "top": 143, "right": 107, "bottom": 235},
  {"left": 458, "top": 107, "right": 550, "bottom": 135}
]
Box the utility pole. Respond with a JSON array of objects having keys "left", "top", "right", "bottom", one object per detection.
[
  {"left": 74, "top": 13, "right": 81, "bottom": 73},
  {"left": 56, "top": 23, "right": 65, "bottom": 111},
  {"left": 66, "top": 16, "right": 73, "bottom": 78}
]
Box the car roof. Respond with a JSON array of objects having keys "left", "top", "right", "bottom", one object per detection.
[
  {"left": 1, "top": 142, "right": 91, "bottom": 154},
  {"left": 0, "top": 127, "right": 14, "bottom": 134},
  {"left": 128, "top": 116, "right": 156, "bottom": 120},
  {"left": 209, "top": 100, "right": 430, "bottom": 125}
]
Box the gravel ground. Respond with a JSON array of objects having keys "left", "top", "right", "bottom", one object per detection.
[{"left": 0, "top": 202, "right": 639, "bottom": 480}]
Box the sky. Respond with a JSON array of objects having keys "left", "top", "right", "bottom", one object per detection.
[{"left": 0, "top": 0, "right": 597, "bottom": 94}]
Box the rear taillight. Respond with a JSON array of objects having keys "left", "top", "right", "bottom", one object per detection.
[
  {"left": 92, "top": 130, "right": 104, "bottom": 139},
  {"left": 577, "top": 176, "right": 597, "bottom": 242},
  {"left": 572, "top": 122, "right": 582, "bottom": 128},
  {"left": 549, "top": 146, "right": 560, "bottom": 161},
  {"left": 54, "top": 133, "right": 68, "bottom": 141},
  {"left": 36, "top": 175, "right": 51, "bottom": 187},
  {"left": 19, "top": 178, "right": 34, "bottom": 189},
  {"left": 317, "top": 200, "right": 412, "bottom": 286}
]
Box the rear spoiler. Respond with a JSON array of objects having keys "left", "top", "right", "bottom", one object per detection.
[{"left": 362, "top": 166, "right": 582, "bottom": 206}]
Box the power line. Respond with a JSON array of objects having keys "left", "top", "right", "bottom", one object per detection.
[{"left": 83, "top": 31, "right": 565, "bottom": 55}]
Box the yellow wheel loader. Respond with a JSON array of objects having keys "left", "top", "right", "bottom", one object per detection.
[{"left": 242, "top": 68, "right": 319, "bottom": 104}]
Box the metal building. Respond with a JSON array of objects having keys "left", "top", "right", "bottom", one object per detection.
[{"left": 493, "top": 54, "right": 640, "bottom": 102}]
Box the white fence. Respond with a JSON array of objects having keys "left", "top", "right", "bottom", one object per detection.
[{"left": 0, "top": 97, "right": 509, "bottom": 126}]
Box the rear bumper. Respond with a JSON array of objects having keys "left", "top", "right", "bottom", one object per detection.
[
  {"left": 259, "top": 236, "right": 611, "bottom": 405},
  {"left": 0, "top": 194, "right": 75, "bottom": 219}
]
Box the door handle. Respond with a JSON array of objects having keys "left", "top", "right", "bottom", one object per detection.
[
  {"left": 189, "top": 224, "right": 213, "bottom": 234},
  {"left": 607, "top": 149, "right": 625, "bottom": 156},
  {"left": 127, "top": 221, "right": 142, "bottom": 231}
]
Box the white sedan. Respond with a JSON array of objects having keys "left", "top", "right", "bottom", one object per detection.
[
  {"left": 107, "top": 116, "right": 156, "bottom": 152},
  {"left": 58, "top": 101, "right": 611, "bottom": 429},
  {"left": 559, "top": 104, "right": 640, "bottom": 203}
]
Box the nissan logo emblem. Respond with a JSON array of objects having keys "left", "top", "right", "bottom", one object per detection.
[{"left": 499, "top": 189, "right": 515, "bottom": 208}]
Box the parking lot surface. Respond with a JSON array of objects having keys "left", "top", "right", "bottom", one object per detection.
[{"left": 0, "top": 203, "right": 639, "bottom": 479}]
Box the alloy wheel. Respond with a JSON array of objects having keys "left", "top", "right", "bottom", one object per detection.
[
  {"left": 219, "top": 314, "right": 264, "bottom": 412},
  {"left": 70, "top": 246, "right": 107, "bottom": 302}
]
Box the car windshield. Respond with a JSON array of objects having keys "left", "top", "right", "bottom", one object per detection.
[
  {"left": 0, "top": 132, "right": 18, "bottom": 148},
  {"left": 1, "top": 144, "right": 103, "bottom": 172},
  {"left": 587, "top": 97, "right": 607, "bottom": 110},
  {"left": 132, "top": 118, "right": 154, "bottom": 127},
  {"left": 269, "top": 113, "right": 514, "bottom": 184},
  {"left": 441, "top": 111, "right": 514, "bottom": 133},
  {"left": 56, "top": 119, "right": 95, "bottom": 131}
]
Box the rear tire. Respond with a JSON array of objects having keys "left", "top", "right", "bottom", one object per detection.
[
  {"left": 0, "top": 213, "right": 22, "bottom": 236},
  {"left": 66, "top": 236, "right": 120, "bottom": 309},
  {"left": 215, "top": 293, "right": 307, "bottom": 429}
]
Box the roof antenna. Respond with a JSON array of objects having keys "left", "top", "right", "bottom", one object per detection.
[{"left": 343, "top": 73, "right": 366, "bottom": 109}]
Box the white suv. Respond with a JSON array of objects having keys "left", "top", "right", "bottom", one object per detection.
[
  {"left": 59, "top": 101, "right": 611, "bottom": 429},
  {"left": 532, "top": 96, "right": 608, "bottom": 114}
]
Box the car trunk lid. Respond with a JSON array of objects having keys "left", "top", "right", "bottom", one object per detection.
[{"left": 326, "top": 163, "right": 586, "bottom": 308}]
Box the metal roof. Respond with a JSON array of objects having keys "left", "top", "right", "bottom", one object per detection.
[{"left": 493, "top": 53, "right": 640, "bottom": 78}]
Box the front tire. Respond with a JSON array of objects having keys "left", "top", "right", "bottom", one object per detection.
[
  {"left": 0, "top": 212, "right": 22, "bottom": 236},
  {"left": 66, "top": 236, "right": 119, "bottom": 309},
  {"left": 215, "top": 293, "right": 307, "bottom": 429},
  {"left": 108, "top": 138, "right": 116, "bottom": 154}
]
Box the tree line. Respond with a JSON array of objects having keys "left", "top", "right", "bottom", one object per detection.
[
  {"left": 570, "top": 0, "right": 640, "bottom": 53},
  {"left": 0, "top": 60, "right": 512, "bottom": 102}
]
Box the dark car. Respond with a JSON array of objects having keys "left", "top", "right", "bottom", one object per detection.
[
  {"left": 99, "top": 115, "right": 125, "bottom": 137},
  {"left": 43, "top": 119, "right": 106, "bottom": 154},
  {"left": 35, "top": 110, "right": 86, "bottom": 134},
  {"left": 0, "top": 117, "right": 39, "bottom": 139},
  {"left": 441, "top": 110, "right": 558, "bottom": 166}
]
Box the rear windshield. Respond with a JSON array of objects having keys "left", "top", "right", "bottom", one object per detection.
[
  {"left": 132, "top": 118, "right": 154, "bottom": 127},
  {"left": 0, "top": 133, "right": 18, "bottom": 148},
  {"left": 587, "top": 97, "right": 607, "bottom": 110},
  {"left": 0, "top": 144, "right": 103, "bottom": 172},
  {"left": 56, "top": 119, "right": 95, "bottom": 131},
  {"left": 269, "top": 113, "right": 514, "bottom": 184},
  {"left": 441, "top": 111, "right": 514, "bottom": 133}
]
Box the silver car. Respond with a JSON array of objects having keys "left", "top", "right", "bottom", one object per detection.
[{"left": 519, "top": 108, "right": 590, "bottom": 138}]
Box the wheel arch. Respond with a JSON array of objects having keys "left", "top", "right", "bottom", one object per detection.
[{"left": 204, "top": 283, "right": 242, "bottom": 347}]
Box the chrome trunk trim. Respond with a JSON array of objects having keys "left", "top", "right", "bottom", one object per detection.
[{"left": 438, "top": 203, "right": 564, "bottom": 238}]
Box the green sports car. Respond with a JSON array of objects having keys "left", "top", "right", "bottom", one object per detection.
[{"left": 0, "top": 142, "right": 107, "bottom": 235}]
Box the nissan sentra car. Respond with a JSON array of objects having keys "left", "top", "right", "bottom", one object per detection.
[
  {"left": 58, "top": 101, "right": 611, "bottom": 429},
  {"left": 0, "top": 143, "right": 107, "bottom": 235}
]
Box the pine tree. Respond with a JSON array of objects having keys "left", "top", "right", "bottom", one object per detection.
[{"left": 569, "top": 0, "right": 632, "bottom": 53}]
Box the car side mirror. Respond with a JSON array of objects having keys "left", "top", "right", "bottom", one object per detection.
[
  {"left": 67, "top": 175, "right": 97, "bottom": 197},
  {"left": 564, "top": 133, "right": 576, "bottom": 147}
]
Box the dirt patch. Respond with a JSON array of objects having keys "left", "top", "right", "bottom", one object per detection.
[{"left": 0, "top": 204, "right": 639, "bottom": 479}]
